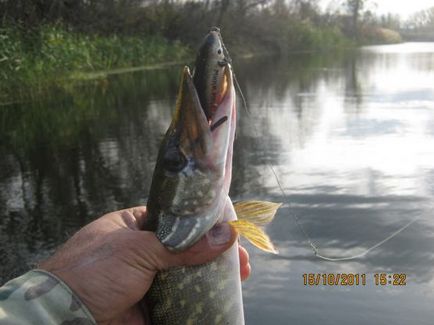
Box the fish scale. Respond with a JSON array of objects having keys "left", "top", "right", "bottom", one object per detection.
[{"left": 147, "top": 252, "right": 242, "bottom": 324}]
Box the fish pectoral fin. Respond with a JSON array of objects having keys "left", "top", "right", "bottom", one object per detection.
[
  {"left": 229, "top": 219, "right": 278, "bottom": 254},
  {"left": 229, "top": 200, "right": 281, "bottom": 254},
  {"left": 233, "top": 200, "right": 282, "bottom": 226}
]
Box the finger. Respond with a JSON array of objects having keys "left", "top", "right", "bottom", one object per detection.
[
  {"left": 240, "top": 263, "right": 251, "bottom": 281},
  {"left": 104, "top": 207, "right": 147, "bottom": 230},
  {"left": 131, "top": 206, "right": 148, "bottom": 229},
  {"left": 239, "top": 246, "right": 251, "bottom": 281},
  {"left": 170, "top": 223, "right": 238, "bottom": 267},
  {"left": 238, "top": 245, "right": 249, "bottom": 267},
  {"left": 132, "top": 223, "right": 237, "bottom": 271}
]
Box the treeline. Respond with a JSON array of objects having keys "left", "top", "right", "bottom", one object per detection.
[
  {"left": 0, "top": 0, "right": 410, "bottom": 55},
  {"left": 0, "top": 0, "right": 353, "bottom": 54},
  {"left": 352, "top": 4, "right": 434, "bottom": 41},
  {"left": 402, "top": 7, "right": 434, "bottom": 41},
  {"left": 0, "top": 0, "right": 404, "bottom": 101}
]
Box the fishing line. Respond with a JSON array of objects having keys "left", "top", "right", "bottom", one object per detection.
[
  {"left": 237, "top": 78, "right": 421, "bottom": 261},
  {"left": 268, "top": 163, "right": 422, "bottom": 261},
  {"left": 217, "top": 29, "right": 250, "bottom": 116},
  {"left": 217, "top": 24, "right": 422, "bottom": 261},
  {"left": 234, "top": 77, "right": 249, "bottom": 115}
]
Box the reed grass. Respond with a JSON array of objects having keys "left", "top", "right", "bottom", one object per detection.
[{"left": 0, "top": 25, "right": 190, "bottom": 102}]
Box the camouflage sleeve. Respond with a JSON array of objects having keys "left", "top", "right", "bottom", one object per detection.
[{"left": 0, "top": 269, "right": 96, "bottom": 325}]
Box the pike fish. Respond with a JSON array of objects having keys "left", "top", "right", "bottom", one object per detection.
[{"left": 143, "top": 28, "right": 280, "bottom": 325}]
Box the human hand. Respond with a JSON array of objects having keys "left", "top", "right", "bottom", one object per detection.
[{"left": 39, "top": 206, "right": 250, "bottom": 324}]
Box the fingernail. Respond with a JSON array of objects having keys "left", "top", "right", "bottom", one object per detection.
[{"left": 208, "top": 223, "right": 231, "bottom": 247}]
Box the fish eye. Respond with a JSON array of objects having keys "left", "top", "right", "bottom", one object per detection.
[
  {"left": 217, "top": 49, "right": 222, "bottom": 55},
  {"left": 163, "top": 149, "right": 187, "bottom": 173}
]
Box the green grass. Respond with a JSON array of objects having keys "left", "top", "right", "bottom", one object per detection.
[
  {"left": 0, "top": 25, "right": 191, "bottom": 102},
  {"left": 0, "top": 22, "right": 356, "bottom": 103},
  {"left": 225, "top": 17, "right": 355, "bottom": 57}
]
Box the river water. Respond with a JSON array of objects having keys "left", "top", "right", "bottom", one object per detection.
[{"left": 1, "top": 43, "right": 434, "bottom": 324}]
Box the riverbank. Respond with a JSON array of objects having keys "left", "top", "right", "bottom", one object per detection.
[
  {"left": 0, "top": 23, "right": 402, "bottom": 104},
  {"left": 0, "top": 23, "right": 356, "bottom": 103},
  {"left": 0, "top": 25, "right": 191, "bottom": 103}
]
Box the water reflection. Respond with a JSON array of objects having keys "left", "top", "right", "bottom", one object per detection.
[
  {"left": 238, "top": 43, "right": 434, "bottom": 324},
  {"left": 1, "top": 43, "right": 434, "bottom": 324},
  {"left": 0, "top": 68, "right": 180, "bottom": 280}
]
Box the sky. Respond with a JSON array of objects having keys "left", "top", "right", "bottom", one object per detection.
[{"left": 321, "top": 0, "right": 434, "bottom": 19}]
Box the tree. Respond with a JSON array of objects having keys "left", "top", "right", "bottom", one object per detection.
[
  {"left": 410, "top": 7, "right": 434, "bottom": 29},
  {"left": 346, "top": 0, "right": 365, "bottom": 39}
]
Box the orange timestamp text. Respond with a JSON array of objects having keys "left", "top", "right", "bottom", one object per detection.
[{"left": 302, "top": 273, "right": 407, "bottom": 286}]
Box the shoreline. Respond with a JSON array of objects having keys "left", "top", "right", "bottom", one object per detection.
[{"left": 0, "top": 41, "right": 411, "bottom": 106}]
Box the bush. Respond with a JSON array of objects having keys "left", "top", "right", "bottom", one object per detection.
[
  {"left": 0, "top": 25, "right": 191, "bottom": 102},
  {"left": 359, "top": 27, "right": 402, "bottom": 44}
]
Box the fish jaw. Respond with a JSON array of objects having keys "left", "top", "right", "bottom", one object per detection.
[
  {"left": 169, "top": 66, "right": 212, "bottom": 162},
  {"left": 208, "top": 64, "right": 236, "bottom": 192},
  {"left": 146, "top": 64, "right": 236, "bottom": 252}
]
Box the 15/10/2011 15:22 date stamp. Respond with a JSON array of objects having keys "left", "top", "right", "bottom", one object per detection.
[{"left": 302, "top": 273, "right": 407, "bottom": 286}]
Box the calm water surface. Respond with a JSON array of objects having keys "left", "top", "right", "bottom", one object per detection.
[{"left": 1, "top": 43, "right": 434, "bottom": 324}]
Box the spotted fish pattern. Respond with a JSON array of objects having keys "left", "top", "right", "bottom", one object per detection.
[
  {"left": 147, "top": 244, "right": 243, "bottom": 324},
  {"left": 146, "top": 197, "right": 244, "bottom": 325},
  {"left": 0, "top": 270, "right": 95, "bottom": 325}
]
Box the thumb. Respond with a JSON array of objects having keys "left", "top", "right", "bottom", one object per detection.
[{"left": 166, "top": 223, "right": 238, "bottom": 267}]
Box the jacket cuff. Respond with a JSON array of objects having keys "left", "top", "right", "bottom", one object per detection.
[{"left": 0, "top": 269, "right": 96, "bottom": 324}]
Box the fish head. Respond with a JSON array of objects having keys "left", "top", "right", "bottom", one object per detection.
[{"left": 147, "top": 62, "right": 236, "bottom": 251}]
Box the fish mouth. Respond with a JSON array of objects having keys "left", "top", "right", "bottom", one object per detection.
[
  {"left": 207, "top": 64, "right": 235, "bottom": 168},
  {"left": 155, "top": 64, "right": 236, "bottom": 251},
  {"left": 167, "top": 63, "right": 235, "bottom": 173}
]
